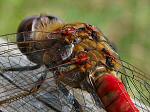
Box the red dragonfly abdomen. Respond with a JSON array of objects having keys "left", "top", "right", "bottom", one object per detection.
[{"left": 95, "top": 74, "right": 139, "bottom": 112}]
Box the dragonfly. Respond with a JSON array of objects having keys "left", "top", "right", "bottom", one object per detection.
[{"left": 0, "top": 15, "right": 149, "bottom": 112}]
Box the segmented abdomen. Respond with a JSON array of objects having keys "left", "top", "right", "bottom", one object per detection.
[{"left": 95, "top": 74, "right": 139, "bottom": 112}]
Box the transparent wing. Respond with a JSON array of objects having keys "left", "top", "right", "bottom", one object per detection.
[
  {"left": 118, "top": 60, "right": 150, "bottom": 112},
  {"left": 0, "top": 32, "right": 105, "bottom": 112}
]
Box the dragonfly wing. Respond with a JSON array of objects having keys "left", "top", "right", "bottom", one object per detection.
[
  {"left": 0, "top": 35, "right": 105, "bottom": 112},
  {"left": 118, "top": 60, "right": 150, "bottom": 112}
]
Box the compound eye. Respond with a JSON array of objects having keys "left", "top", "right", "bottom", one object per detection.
[{"left": 17, "top": 16, "right": 37, "bottom": 33}]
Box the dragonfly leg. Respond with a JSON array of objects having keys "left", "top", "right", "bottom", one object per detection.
[
  {"left": 31, "top": 71, "right": 65, "bottom": 112},
  {"left": 80, "top": 77, "right": 105, "bottom": 109},
  {"left": 3, "top": 64, "right": 41, "bottom": 72},
  {"left": 57, "top": 82, "right": 83, "bottom": 112}
]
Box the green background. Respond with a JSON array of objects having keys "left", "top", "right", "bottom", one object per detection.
[{"left": 0, "top": 0, "right": 149, "bottom": 74}]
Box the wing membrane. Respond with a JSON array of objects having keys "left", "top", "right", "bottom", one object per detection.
[
  {"left": 0, "top": 32, "right": 105, "bottom": 112},
  {"left": 118, "top": 60, "right": 150, "bottom": 112},
  {"left": 1, "top": 32, "right": 149, "bottom": 112}
]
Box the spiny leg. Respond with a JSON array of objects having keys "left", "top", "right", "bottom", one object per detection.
[
  {"left": 80, "top": 76, "right": 105, "bottom": 109},
  {"left": 2, "top": 64, "right": 41, "bottom": 72},
  {"left": 57, "top": 82, "right": 83, "bottom": 112}
]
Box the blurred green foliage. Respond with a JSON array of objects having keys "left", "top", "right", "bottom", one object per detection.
[{"left": 0, "top": 0, "right": 149, "bottom": 73}]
